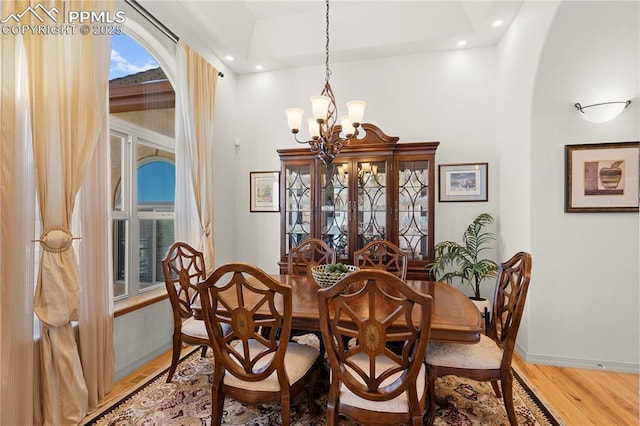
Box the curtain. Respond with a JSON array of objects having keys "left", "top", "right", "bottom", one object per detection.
[
  {"left": 78, "top": 120, "right": 115, "bottom": 410},
  {"left": 0, "top": 6, "right": 36, "bottom": 423},
  {"left": 23, "top": 0, "right": 113, "bottom": 423},
  {"left": 175, "top": 41, "right": 219, "bottom": 274}
]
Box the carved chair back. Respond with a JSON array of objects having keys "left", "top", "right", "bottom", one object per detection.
[
  {"left": 487, "top": 251, "right": 532, "bottom": 366},
  {"left": 318, "top": 269, "right": 432, "bottom": 424},
  {"left": 162, "top": 242, "right": 206, "bottom": 321},
  {"left": 354, "top": 240, "right": 408, "bottom": 280},
  {"left": 287, "top": 237, "right": 337, "bottom": 275},
  {"left": 198, "top": 262, "right": 293, "bottom": 381}
]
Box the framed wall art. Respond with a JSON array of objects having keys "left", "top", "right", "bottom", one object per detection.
[
  {"left": 439, "top": 163, "right": 488, "bottom": 202},
  {"left": 565, "top": 141, "right": 639, "bottom": 213},
  {"left": 250, "top": 171, "right": 280, "bottom": 212}
]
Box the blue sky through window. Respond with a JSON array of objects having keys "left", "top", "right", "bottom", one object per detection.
[
  {"left": 110, "top": 33, "right": 158, "bottom": 80},
  {"left": 138, "top": 161, "right": 175, "bottom": 204}
]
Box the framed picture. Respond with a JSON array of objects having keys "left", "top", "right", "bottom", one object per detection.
[
  {"left": 439, "top": 163, "right": 488, "bottom": 202},
  {"left": 250, "top": 171, "right": 280, "bottom": 212},
  {"left": 565, "top": 141, "right": 639, "bottom": 213}
]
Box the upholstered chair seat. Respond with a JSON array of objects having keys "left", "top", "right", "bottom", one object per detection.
[
  {"left": 427, "top": 335, "right": 503, "bottom": 370},
  {"left": 224, "top": 339, "right": 319, "bottom": 392},
  {"left": 181, "top": 316, "right": 229, "bottom": 340},
  {"left": 337, "top": 352, "right": 427, "bottom": 414}
]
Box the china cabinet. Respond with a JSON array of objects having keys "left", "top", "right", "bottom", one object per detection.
[{"left": 278, "top": 123, "right": 438, "bottom": 279}]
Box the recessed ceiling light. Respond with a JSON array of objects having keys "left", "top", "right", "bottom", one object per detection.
[
  {"left": 224, "top": 55, "right": 234, "bottom": 61},
  {"left": 255, "top": 65, "right": 264, "bottom": 70},
  {"left": 492, "top": 19, "right": 504, "bottom": 28},
  {"left": 457, "top": 40, "right": 467, "bottom": 47}
]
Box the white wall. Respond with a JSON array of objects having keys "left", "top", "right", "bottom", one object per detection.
[
  {"left": 528, "top": 1, "right": 639, "bottom": 371},
  {"left": 495, "top": 0, "right": 561, "bottom": 358},
  {"left": 113, "top": 302, "right": 173, "bottom": 380}
]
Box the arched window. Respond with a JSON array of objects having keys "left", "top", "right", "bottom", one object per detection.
[{"left": 110, "top": 32, "right": 175, "bottom": 299}]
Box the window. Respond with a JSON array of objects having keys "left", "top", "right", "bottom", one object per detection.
[
  {"left": 111, "top": 120, "right": 175, "bottom": 299},
  {"left": 110, "top": 33, "right": 175, "bottom": 300}
]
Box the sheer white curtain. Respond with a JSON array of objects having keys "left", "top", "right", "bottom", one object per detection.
[
  {"left": 0, "top": 13, "right": 36, "bottom": 425},
  {"left": 175, "top": 41, "right": 219, "bottom": 273},
  {"left": 23, "top": 1, "right": 113, "bottom": 423}
]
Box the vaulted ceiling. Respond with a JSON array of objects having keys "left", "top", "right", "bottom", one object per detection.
[{"left": 136, "top": 1, "right": 524, "bottom": 75}]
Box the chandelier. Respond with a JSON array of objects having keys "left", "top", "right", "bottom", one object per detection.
[{"left": 284, "top": 0, "right": 366, "bottom": 166}]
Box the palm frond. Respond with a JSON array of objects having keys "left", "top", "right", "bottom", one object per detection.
[{"left": 427, "top": 213, "right": 497, "bottom": 298}]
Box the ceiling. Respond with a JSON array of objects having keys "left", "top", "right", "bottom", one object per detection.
[{"left": 136, "top": 1, "right": 524, "bottom": 75}]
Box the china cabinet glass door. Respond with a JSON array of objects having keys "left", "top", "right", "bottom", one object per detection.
[
  {"left": 397, "top": 159, "right": 431, "bottom": 261},
  {"left": 284, "top": 162, "right": 313, "bottom": 254},
  {"left": 356, "top": 159, "right": 388, "bottom": 251},
  {"left": 319, "top": 161, "right": 350, "bottom": 259}
]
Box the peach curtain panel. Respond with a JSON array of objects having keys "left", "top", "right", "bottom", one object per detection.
[
  {"left": 175, "top": 41, "right": 219, "bottom": 274},
  {"left": 21, "top": 0, "right": 113, "bottom": 424},
  {"left": 0, "top": 8, "right": 37, "bottom": 425},
  {"left": 78, "top": 120, "right": 115, "bottom": 410}
]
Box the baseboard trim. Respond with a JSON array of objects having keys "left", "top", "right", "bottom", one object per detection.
[
  {"left": 516, "top": 343, "right": 639, "bottom": 374},
  {"left": 114, "top": 342, "right": 172, "bottom": 382}
]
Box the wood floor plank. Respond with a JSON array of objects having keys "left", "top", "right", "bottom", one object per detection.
[{"left": 513, "top": 354, "right": 639, "bottom": 425}]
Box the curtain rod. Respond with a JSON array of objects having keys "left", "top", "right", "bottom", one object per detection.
[{"left": 124, "top": 0, "right": 224, "bottom": 78}]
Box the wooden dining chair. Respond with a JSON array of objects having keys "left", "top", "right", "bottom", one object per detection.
[
  {"left": 197, "top": 262, "right": 321, "bottom": 426},
  {"left": 317, "top": 269, "right": 433, "bottom": 426},
  {"left": 425, "top": 251, "right": 532, "bottom": 426},
  {"left": 286, "top": 237, "right": 336, "bottom": 355},
  {"left": 287, "top": 237, "right": 337, "bottom": 275},
  {"left": 354, "top": 240, "right": 408, "bottom": 280},
  {"left": 162, "top": 242, "right": 228, "bottom": 383}
]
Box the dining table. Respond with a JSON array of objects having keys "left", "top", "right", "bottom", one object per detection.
[{"left": 194, "top": 273, "right": 482, "bottom": 344}]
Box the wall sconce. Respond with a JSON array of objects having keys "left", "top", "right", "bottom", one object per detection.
[{"left": 574, "top": 100, "right": 631, "bottom": 123}]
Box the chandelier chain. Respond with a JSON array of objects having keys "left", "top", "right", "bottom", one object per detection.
[
  {"left": 284, "top": 0, "right": 366, "bottom": 166},
  {"left": 325, "top": 0, "right": 332, "bottom": 82}
]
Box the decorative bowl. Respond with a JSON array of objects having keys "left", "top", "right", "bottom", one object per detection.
[{"left": 311, "top": 264, "right": 359, "bottom": 288}]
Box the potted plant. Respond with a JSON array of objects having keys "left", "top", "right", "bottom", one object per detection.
[{"left": 427, "top": 213, "right": 498, "bottom": 303}]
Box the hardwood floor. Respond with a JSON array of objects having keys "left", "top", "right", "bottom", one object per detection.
[
  {"left": 512, "top": 354, "right": 639, "bottom": 425},
  {"left": 84, "top": 346, "right": 639, "bottom": 425}
]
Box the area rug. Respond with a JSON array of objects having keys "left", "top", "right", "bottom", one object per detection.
[{"left": 84, "top": 337, "right": 562, "bottom": 426}]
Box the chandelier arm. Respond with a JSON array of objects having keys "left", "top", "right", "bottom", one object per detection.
[
  {"left": 292, "top": 133, "right": 311, "bottom": 145},
  {"left": 293, "top": 134, "right": 322, "bottom": 155}
]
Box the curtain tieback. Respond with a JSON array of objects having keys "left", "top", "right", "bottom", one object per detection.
[{"left": 32, "top": 225, "right": 79, "bottom": 253}]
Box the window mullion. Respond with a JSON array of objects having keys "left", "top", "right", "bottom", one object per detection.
[{"left": 130, "top": 134, "right": 140, "bottom": 296}]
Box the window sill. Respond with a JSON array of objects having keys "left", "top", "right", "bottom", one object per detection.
[{"left": 114, "top": 288, "right": 168, "bottom": 318}]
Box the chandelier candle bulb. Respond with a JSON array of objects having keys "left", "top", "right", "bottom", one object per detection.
[
  {"left": 340, "top": 115, "right": 355, "bottom": 137},
  {"left": 285, "top": 108, "right": 304, "bottom": 133},
  {"left": 307, "top": 118, "right": 321, "bottom": 139},
  {"left": 346, "top": 100, "right": 367, "bottom": 125},
  {"left": 311, "top": 95, "right": 331, "bottom": 122}
]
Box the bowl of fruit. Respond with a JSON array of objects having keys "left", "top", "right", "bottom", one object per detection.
[{"left": 311, "top": 263, "right": 359, "bottom": 288}]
